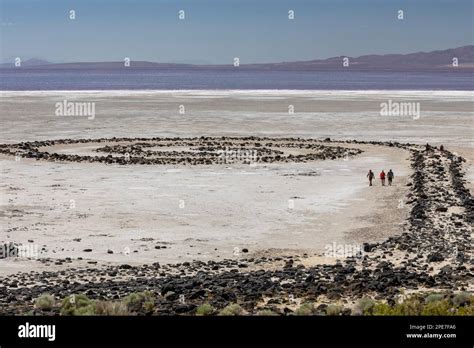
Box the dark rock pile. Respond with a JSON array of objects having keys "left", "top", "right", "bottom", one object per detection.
[{"left": 0, "top": 137, "right": 363, "bottom": 165}]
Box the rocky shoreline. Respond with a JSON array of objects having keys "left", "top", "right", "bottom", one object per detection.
[{"left": 0, "top": 138, "right": 472, "bottom": 315}]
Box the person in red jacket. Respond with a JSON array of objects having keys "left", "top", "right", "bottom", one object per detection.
[{"left": 380, "top": 170, "right": 386, "bottom": 186}]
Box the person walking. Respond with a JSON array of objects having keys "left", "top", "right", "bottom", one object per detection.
[
  {"left": 367, "top": 170, "right": 375, "bottom": 186},
  {"left": 380, "top": 170, "right": 386, "bottom": 186},
  {"left": 387, "top": 169, "right": 394, "bottom": 186}
]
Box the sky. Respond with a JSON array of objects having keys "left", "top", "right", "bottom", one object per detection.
[{"left": 0, "top": 0, "right": 473, "bottom": 64}]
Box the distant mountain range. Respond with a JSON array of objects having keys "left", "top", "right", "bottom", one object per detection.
[
  {"left": 2, "top": 58, "right": 51, "bottom": 67},
  {"left": 2, "top": 46, "right": 473, "bottom": 71}
]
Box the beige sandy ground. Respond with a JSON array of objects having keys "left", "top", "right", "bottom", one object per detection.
[{"left": 0, "top": 90, "right": 472, "bottom": 276}]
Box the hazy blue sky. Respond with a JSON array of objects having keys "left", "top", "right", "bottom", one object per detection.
[{"left": 1, "top": 0, "right": 473, "bottom": 64}]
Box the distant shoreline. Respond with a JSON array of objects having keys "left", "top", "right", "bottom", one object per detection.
[
  {"left": 2, "top": 69, "right": 472, "bottom": 91},
  {"left": 1, "top": 88, "right": 473, "bottom": 93}
]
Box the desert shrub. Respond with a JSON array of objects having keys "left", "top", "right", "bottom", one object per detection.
[
  {"left": 371, "top": 303, "right": 394, "bottom": 316},
  {"left": 455, "top": 303, "right": 474, "bottom": 316},
  {"left": 390, "top": 297, "right": 423, "bottom": 315},
  {"left": 424, "top": 293, "right": 444, "bottom": 304},
  {"left": 35, "top": 294, "right": 55, "bottom": 310},
  {"left": 94, "top": 301, "right": 130, "bottom": 316},
  {"left": 354, "top": 297, "right": 375, "bottom": 315},
  {"left": 218, "top": 303, "right": 244, "bottom": 316},
  {"left": 143, "top": 301, "right": 155, "bottom": 313},
  {"left": 257, "top": 309, "right": 279, "bottom": 316},
  {"left": 60, "top": 294, "right": 95, "bottom": 316},
  {"left": 294, "top": 303, "right": 314, "bottom": 316},
  {"left": 326, "top": 304, "right": 343, "bottom": 316},
  {"left": 367, "top": 293, "right": 474, "bottom": 316},
  {"left": 421, "top": 300, "right": 452, "bottom": 316},
  {"left": 123, "top": 291, "right": 155, "bottom": 312},
  {"left": 452, "top": 292, "right": 472, "bottom": 307},
  {"left": 196, "top": 303, "right": 214, "bottom": 316}
]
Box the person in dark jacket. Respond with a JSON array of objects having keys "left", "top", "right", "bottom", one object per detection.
[
  {"left": 367, "top": 170, "right": 375, "bottom": 186},
  {"left": 387, "top": 169, "right": 394, "bottom": 186}
]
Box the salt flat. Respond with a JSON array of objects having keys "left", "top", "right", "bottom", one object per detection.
[{"left": 0, "top": 90, "right": 472, "bottom": 274}]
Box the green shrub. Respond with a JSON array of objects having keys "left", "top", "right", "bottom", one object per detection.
[
  {"left": 35, "top": 294, "right": 55, "bottom": 310},
  {"left": 143, "top": 301, "right": 155, "bottom": 313},
  {"left": 123, "top": 291, "right": 155, "bottom": 312},
  {"left": 355, "top": 297, "right": 375, "bottom": 315},
  {"left": 196, "top": 303, "right": 214, "bottom": 316},
  {"left": 94, "top": 301, "right": 130, "bottom": 316},
  {"left": 294, "top": 303, "right": 314, "bottom": 316},
  {"left": 424, "top": 293, "right": 444, "bottom": 304},
  {"left": 421, "top": 300, "right": 452, "bottom": 316},
  {"left": 218, "top": 303, "right": 244, "bottom": 316},
  {"left": 367, "top": 293, "right": 474, "bottom": 316},
  {"left": 326, "top": 304, "right": 343, "bottom": 316},
  {"left": 60, "top": 294, "right": 95, "bottom": 316},
  {"left": 452, "top": 292, "right": 471, "bottom": 307},
  {"left": 455, "top": 303, "right": 474, "bottom": 316},
  {"left": 256, "top": 309, "right": 279, "bottom": 316},
  {"left": 391, "top": 297, "right": 423, "bottom": 315},
  {"left": 371, "top": 303, "right": 394, "bottom": 315}
]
